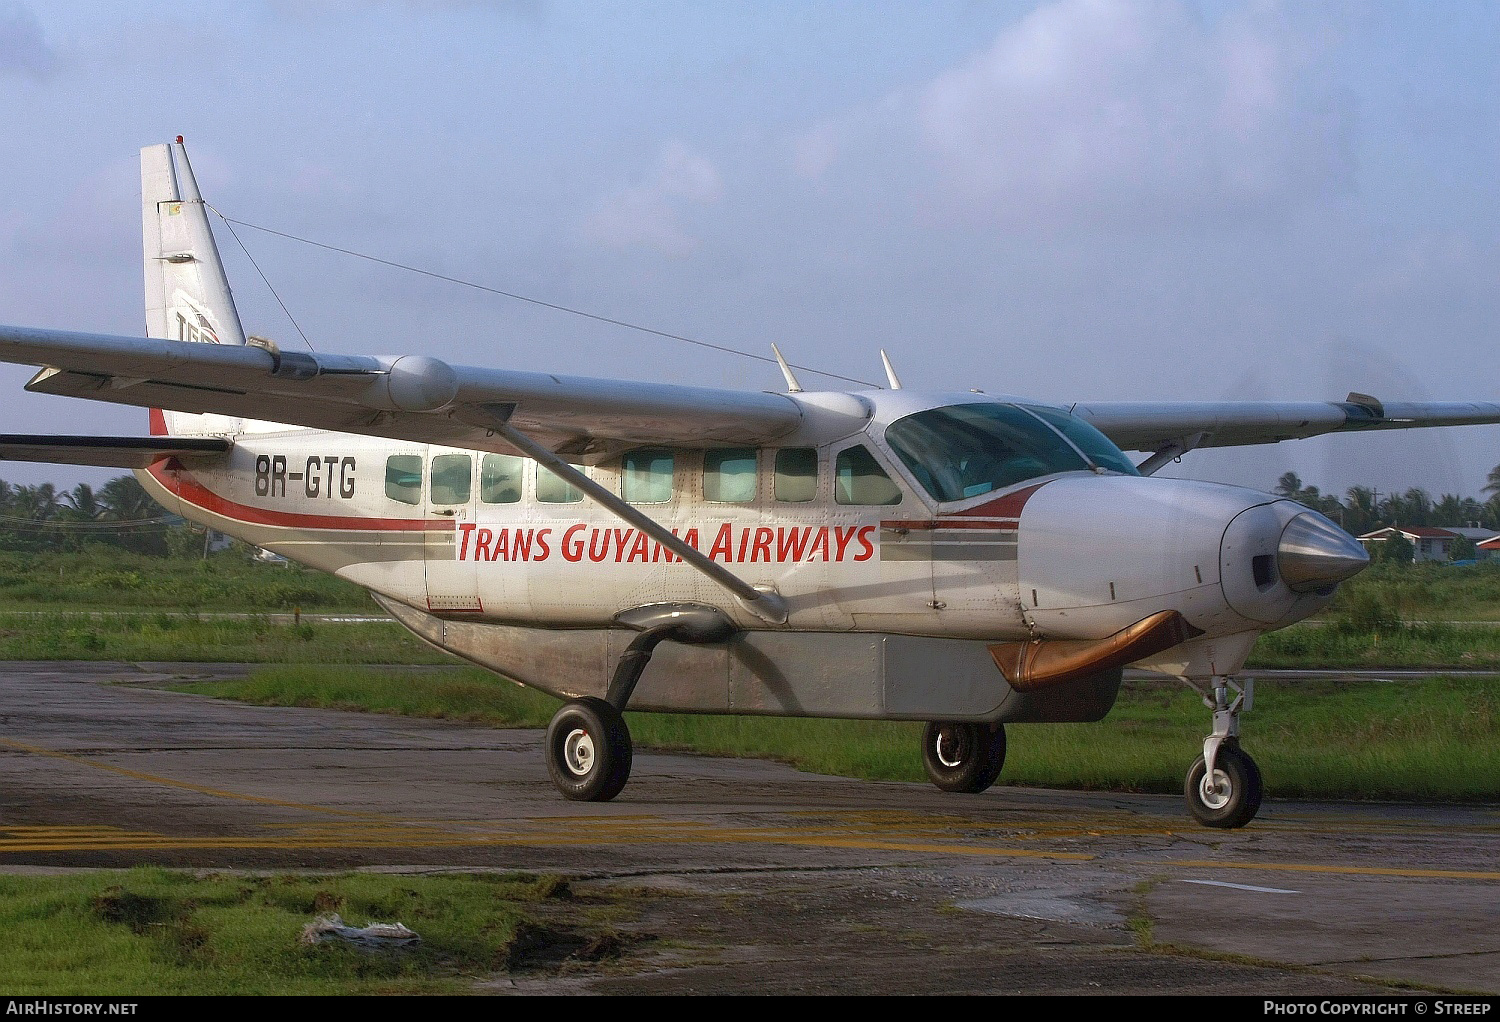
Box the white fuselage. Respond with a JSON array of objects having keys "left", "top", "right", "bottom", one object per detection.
[{"left": 137, "top": 389, "right": 1344, "bottom": 705}]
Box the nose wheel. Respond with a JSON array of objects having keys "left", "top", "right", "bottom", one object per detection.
[
  {"left": 921, "top": 721, "right": 1006, "bottom": 793},
  {"left": 1180, "top": 675, "right": 1262, "bottom": 828},
  {"left": 1185, "top": 741, "right": 1262, "bottom": 828},
  {"left": 545, "top": 697, "right": 633, "bottom": 801}
]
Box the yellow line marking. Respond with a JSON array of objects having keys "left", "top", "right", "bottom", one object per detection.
[
  {"left": 0, "top": 816, "right": 1094, "bottom": 860},
  {"left": 1169, "top": 860, "right": 1500, "bottom": 881},
  {"left": 0, "top": 833, "right": 1092, "bottom": 859},
  {"left": 0, "top": 738, "right": 374, "bottom": 818}
]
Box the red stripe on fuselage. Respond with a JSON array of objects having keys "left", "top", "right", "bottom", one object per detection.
[
  {"left": 146, "top": 460, "right": 449, "bottom": 533},
  {"left": 952, "top": 482, "right": 1048, "bottom": 518},
  {"left": 882, "top": 481, "right": 1050, "bottom": 532},
  {"left": 881, "top": 518, "right": 1019, "bottom": 531}
]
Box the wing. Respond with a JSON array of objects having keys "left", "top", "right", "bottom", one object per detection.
[
  {"left": 0, "top": 434, "right": 229, "bottom": 468},
  {"left": 1072, "top": 394, "right": 1500, "bottom": 454},
  {"left": 0, "top": 324, "right": 806, "bottom": 461}
]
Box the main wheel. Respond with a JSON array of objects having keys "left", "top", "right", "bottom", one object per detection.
[
  {"left": 1185, "top": 742, "right": 1263, "bottom": 829},
  {"left": 922, "top": 721, "right": 1006, "bottom": 793},
  {"left": 545, "top": 697, "right": 633, "bottom": 802}
]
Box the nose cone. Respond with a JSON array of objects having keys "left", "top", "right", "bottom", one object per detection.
[{"left": 1277, "top": 513, "right": 1369, "bottom": 592}]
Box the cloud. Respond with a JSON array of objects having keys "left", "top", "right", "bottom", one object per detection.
[
  {"left": 582, "top": 142, "right": 724, "bottom": 257},
  {"left": 0, "top": 2, "right": 54, "bottom": 79},
  {"left": 797, "top": 0, "right": 1353, "bottom": 228}
]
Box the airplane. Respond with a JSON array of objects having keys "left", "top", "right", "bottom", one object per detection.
[{"left": 2, "top": 139, "right": 1498, "bottom": 829}]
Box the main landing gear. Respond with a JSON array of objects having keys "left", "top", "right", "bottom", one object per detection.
[
  {"left": 1182, "top": 675, "right": 1263, "bottom": 829},
  {"left": 544, "top": 609, "right": 734, "bottom": 802},
  {"left": 543, "top": 627, "right": 669, "bottom": 802},
  {"left": 921, "top": 721, "right": 1006, "bottom": 794}
]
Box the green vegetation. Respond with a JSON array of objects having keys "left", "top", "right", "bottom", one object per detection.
[
  {"left": 0, "top": 867, "right": 626, "bottom": 995},
  {"left": 1246, "top": 561, "right": 1500, "bottom": 667},
  {"left": 0, "top": 613, "right": 446, "bottom": 663},
  {"left": 1319, "top": 560, "right": 1500, "bottom": 622},
  {"left": 0, "top": 549, "right": 374, "bottom": 611},
  {"left": 0, "top": 476, "right": 174, "bottom": 556},
  {"left": 1251, "top": 620, "right": 1500, "bottom": 669},
  {"left": 174, "top": 667, "right": 1500, "bottom": 802},
  {"left": 5, "top": 556, "right": 1498, "bottom": 666},
  {"left": 1271, "top": 468, "right": 1500, "bottom": 539}
]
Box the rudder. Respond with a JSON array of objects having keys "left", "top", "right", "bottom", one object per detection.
[{"left": 142, "top": 138, "right": 245, "bottom": 436}]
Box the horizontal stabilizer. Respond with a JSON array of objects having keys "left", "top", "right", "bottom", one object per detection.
[{"left": 0, "top": 434, "right": 230, "bottom": 469}]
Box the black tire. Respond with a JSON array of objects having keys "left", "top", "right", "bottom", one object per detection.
[
  {"left": 1184, "top": 742, "right": 1263, "bottom": 829},
  {"left": 545, "top": 697, "right": 633, "bottom": 802},
  {"left": 922, "top": 721, "right": 1006, "bottom": 793}
]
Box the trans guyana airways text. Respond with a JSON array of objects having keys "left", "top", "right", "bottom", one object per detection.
[{"left": 456, "top": 523, "right": 877, "bottom": 564}]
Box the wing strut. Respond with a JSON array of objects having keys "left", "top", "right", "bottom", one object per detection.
[
  {"left": 473, "top": 404, "right": 790, "bottom": 625},
  {"left": 1136, "top": 432, "right": 1206, "bottom": 476}
]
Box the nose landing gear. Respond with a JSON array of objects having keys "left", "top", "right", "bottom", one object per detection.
[{"left": 1181, "top": 676, "right": 1262, "bottom": 828}]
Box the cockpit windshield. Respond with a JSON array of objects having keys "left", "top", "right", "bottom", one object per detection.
[
  {"left": 1021, "top": 405, "right": 1141, "bottom": 476},
  {"left": 885, "top": 403, "right": 1138, "bottom": 503}
]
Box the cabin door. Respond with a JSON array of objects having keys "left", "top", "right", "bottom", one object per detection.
[{"left": 423, "top": 451, "right": 482, "bottom": 614}]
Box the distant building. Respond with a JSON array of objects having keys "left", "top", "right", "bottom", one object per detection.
[
  {"left": 1357, "top": 526, "right": 1463, "bottom": 563},
  {"left": 1477, "top": 535, "right": 1500, "bottom": 562}
]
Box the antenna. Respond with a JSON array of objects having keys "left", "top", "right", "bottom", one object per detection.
[
  {"left": 771, "top": 343, "right": 803, "bottom": 393},
  {"left": 880, "top": 349, "right": 903, "bottom": 390}
]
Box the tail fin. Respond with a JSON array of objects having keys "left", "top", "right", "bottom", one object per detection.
[{"left": 141, "top": 138, "right": 245, "bottom": 436}]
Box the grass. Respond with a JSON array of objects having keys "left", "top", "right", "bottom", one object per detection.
[
  {"left": 0, "top": 613, "right": 449, "bottom": 663},
  {"left": 0, "top": 549, "right": 374, "bottom": 612},
  {"left": 1250, "top": 620, "right": 1500, "bottom": 669},
  {"left": 1326, "top": 560, "right": 1500, "bottom": 622},
  {"left": 0, "top": 867, "right": 617, "bottom": 995},
  {"left": 12, "top": 603, "right": 1500, "bottom": 671},
  {"left": 173, "top": 666, "right": 1500, "bottom": 803}
]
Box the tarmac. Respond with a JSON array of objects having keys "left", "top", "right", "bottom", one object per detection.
[{"left": 1, "top": 661, "right": 1497, "bottom": 995}]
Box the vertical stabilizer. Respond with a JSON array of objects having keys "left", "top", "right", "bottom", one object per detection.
[{"left": 142, "top": 139, "right": 245, "bottom": 436}]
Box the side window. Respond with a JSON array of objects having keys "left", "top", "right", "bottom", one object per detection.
[
  {"left": 430, "top": 453, "right": 472, "bottom": 505},
  {"left": 704, "top": 448, "right": 757, "bottom": 503},
  {"left": 835, "top": 445, "right": 902, "bottom": 506},
  {"left": 480, "top": 454, "right": 523, "bottom": 504},
  {"left": 622, "top": 449, "right": 674, "bottom": 504},
  {"left": 774, "top": 448, "right": 818, "bottom": 503},
  {"left": 537, "top": 463, "right": 583, "bottom": 504},
  {"left": 385, "top": 455, "right": 423, "bottom": 505}
]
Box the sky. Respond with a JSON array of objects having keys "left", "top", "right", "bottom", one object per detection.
[{"left": 0, "top": 0, "right": 1496, "bottom": 501}]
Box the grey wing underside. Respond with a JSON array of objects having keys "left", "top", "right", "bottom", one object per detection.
[
  {"left": 1072, "top": 395, "right": 1500, "bottom": 455},
  {"left": 0, "top": 324, "right": 804, "bottom": 461},
  {"left": 0, "top": 324, "right": 1497, "bottom": 460}
]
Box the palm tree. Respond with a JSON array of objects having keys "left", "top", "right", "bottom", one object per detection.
[
  {"left": 1485, "top": 464, "right": 1500, "bottom": 496},
  {"left": 97, "top": 476, "right": 160, "bottom": 522},
  {"left": 1344, "top": 486, "right": 1377, "bottom": 534},
  {"left": 1433, "top": 493, "right": 1466, "bottom": 527},
  {"left": 98, "top": 474, "right": 172, "bottom": 555},
  {"left": 12, "top": 483, "right": 60, "bottom": 522},
  {"left": 60, "top": 483, "right": 101, "bottom": 521}
]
